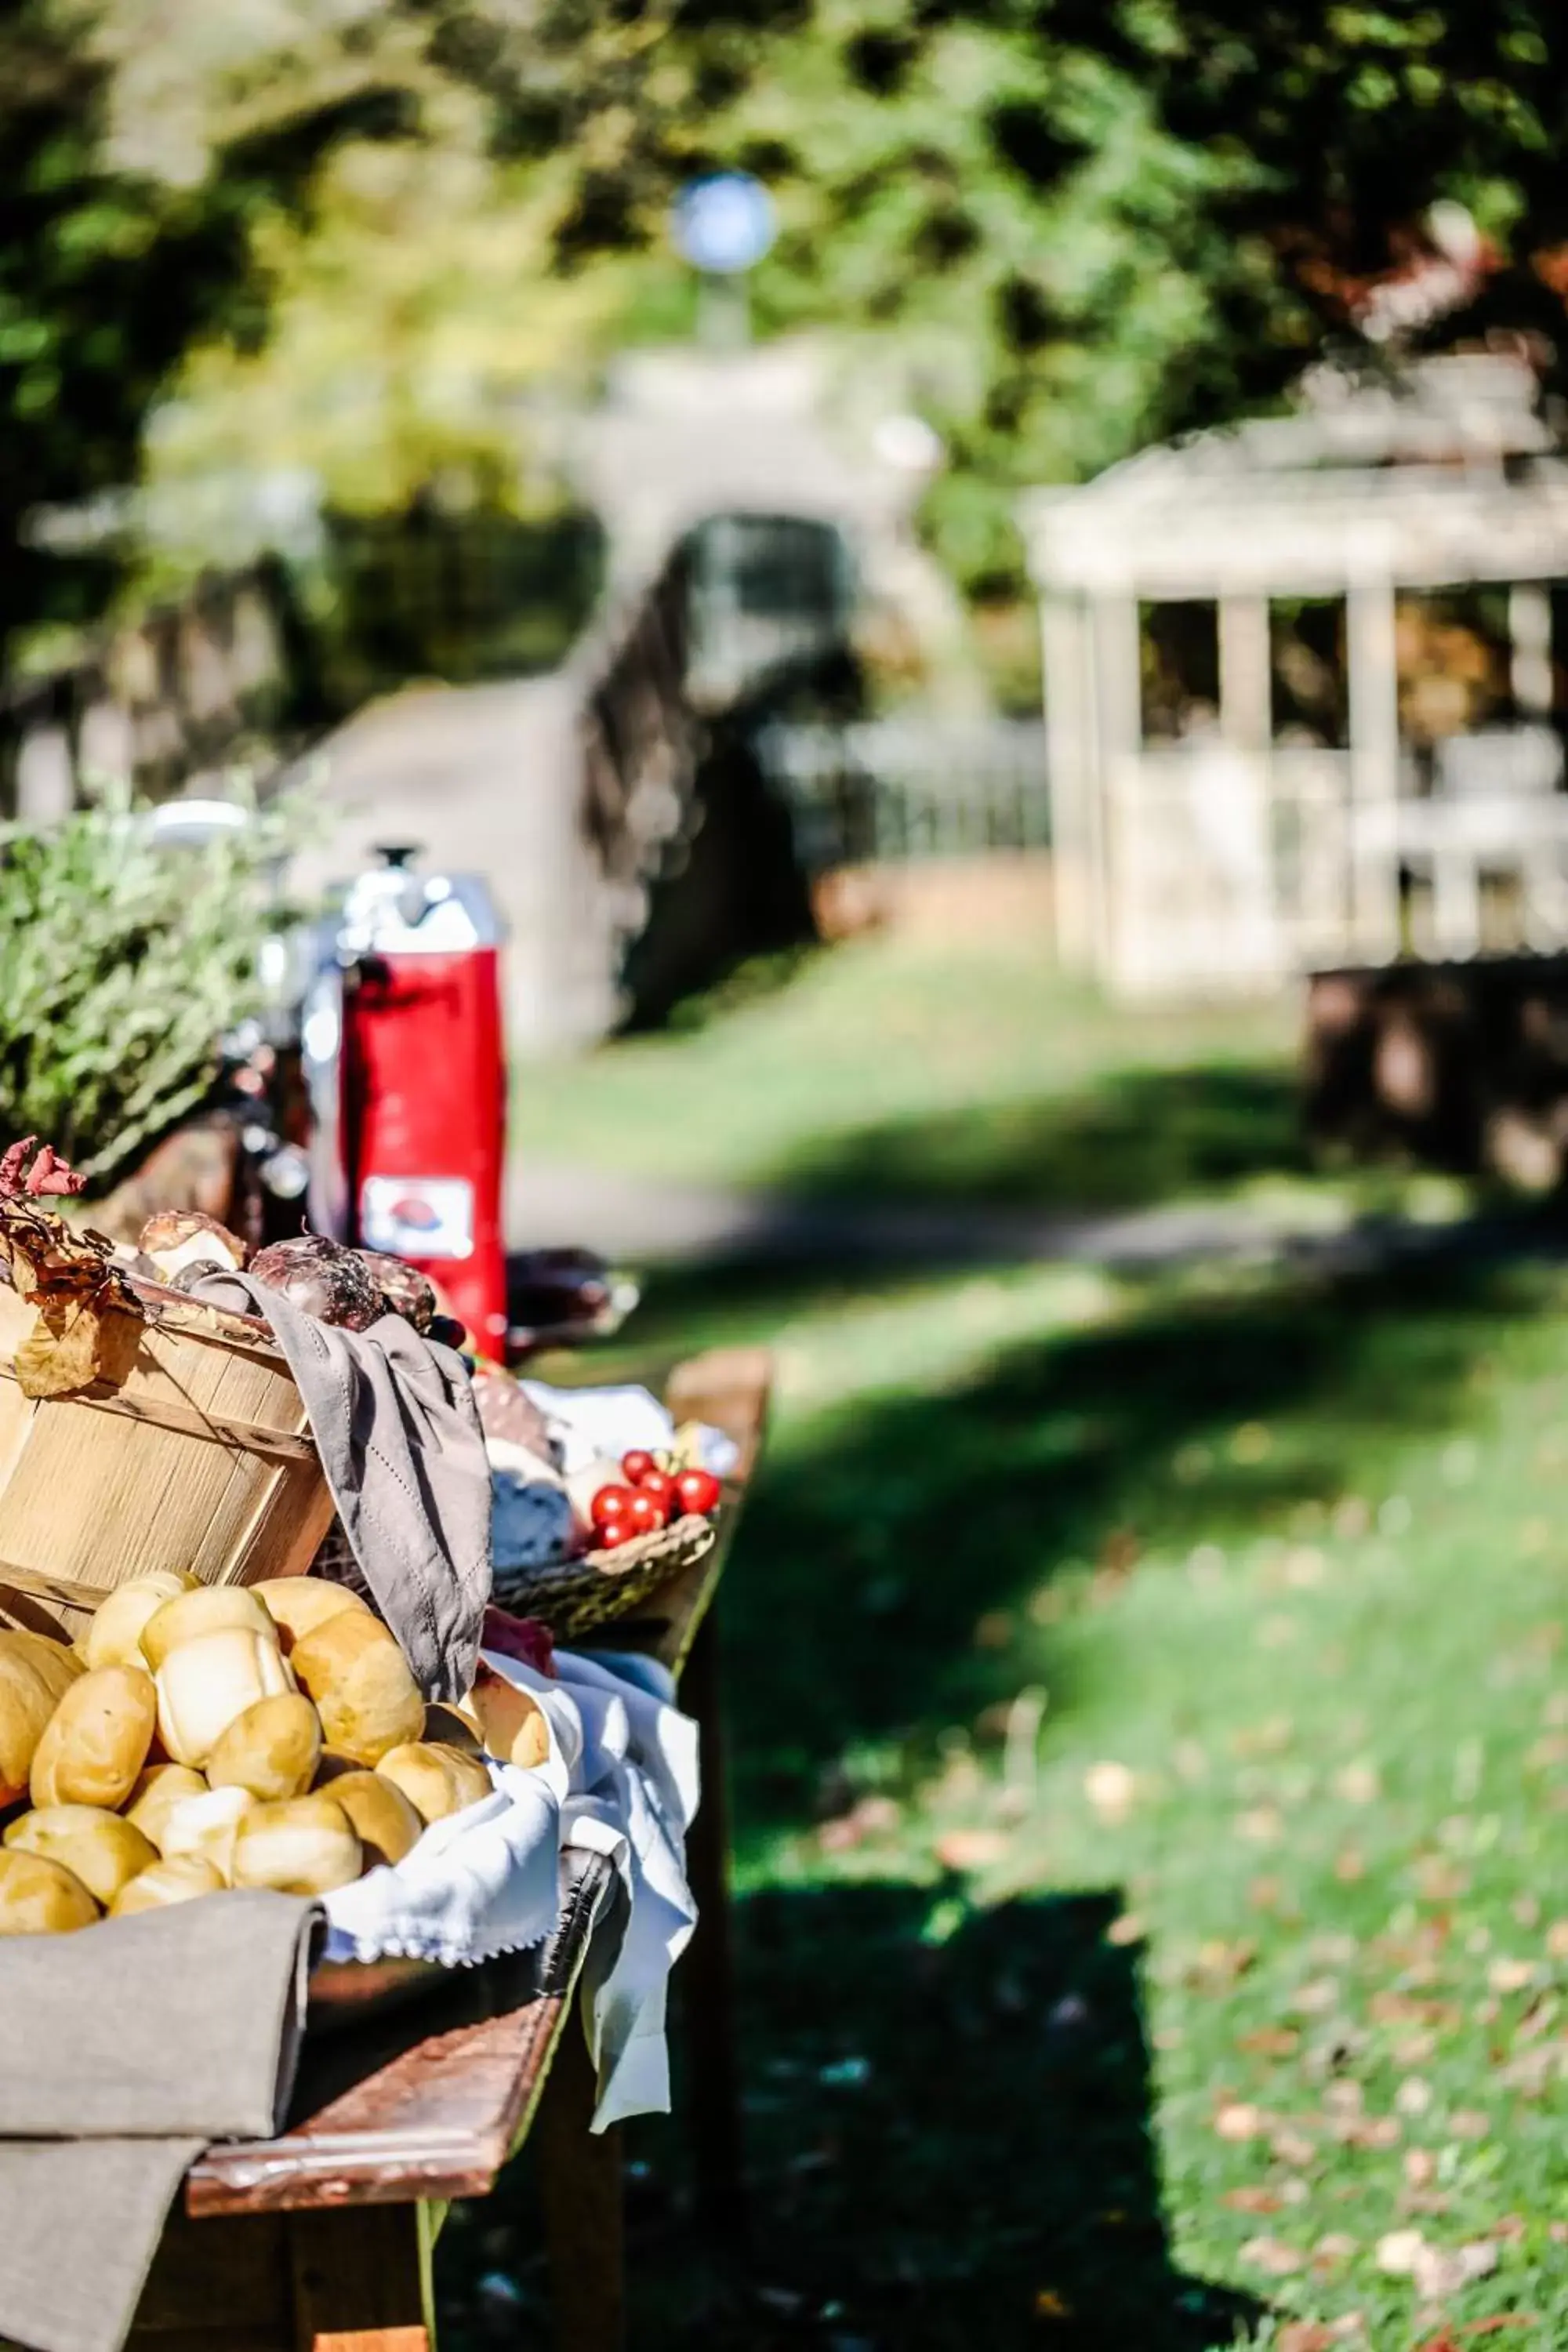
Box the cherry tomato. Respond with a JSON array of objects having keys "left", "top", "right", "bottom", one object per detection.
[
  {"left": 633, "top": 1468, "right": 677, "bottom": 1524},
  {"left": 589, "top": 1483, "right": 637, "bottom": 1535},
  {"left": 595, "top": 1517, "right": 637, "bottom": 1550},
  {"left": 672, "top": 1466, "right": 722, "bottom": 1518},
  {"left": 622, "top": 1449, "right": 660, "bottom": 1486},
  {"left": 625, "top": 1490, "right": 664, "bottom": 1537}
]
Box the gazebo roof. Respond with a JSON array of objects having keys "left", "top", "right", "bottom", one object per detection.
[{"left": 1021, "top": 354, "right": 1568, "bottom": 599}]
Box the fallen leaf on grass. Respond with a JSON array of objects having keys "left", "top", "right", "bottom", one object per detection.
[
  {"left": 1449, "top": 2110, "right": 1490, "bottom": 2140},
  {"left": 1544, "top": 1919, "right": 1568, "bottom": 1960},
  {"left": 1396, "top": 2077, "right": 1434, "bottom": 2116},
  {"left": 1237, "top": 1806, "right": 1283, "bottom": 1842},
  {"left": 1415, "top": 1857, "right": 1472, "bottom": 1901},
  {"left": 931, "top": 1828, "right": 1007, "bottom": 1871},
  {"left": 1381, "top": 2233, "right": 1501, "bottom": 2297},
  {"left": 1083, "top": 1761, "right": 1136, "bottom": 1822},
  {"left": 1312, "top": 2234, "right": 1359, "bottom": 2272},
  {"left": 1414, "top": 2241, "right": 1501, "bottom": 2298},
  {"left": 1214, "top": 2101, "right": 1268, "bottom": 2142},
  {"left": 1406, "top": 2149, "right": 1437, "bottom": 2189},
  {"left": 1239, "top": 2234, "right": 1305, "bottom": 2277},
  {"left": 1238, "top": 2025, "right": 1300, "bottom": 2057},
  {"left": 1291, "top": 1976, "right": 1341, "bottom": 2016},
  {"left": 1272, "top": 2127, "right": 1318, "bottom": 2168},
  {"left": 1278, "top": 2326, "right": 1341, "bottom": 2352},
  {"left": 1487, "top": 1957, "right": 1538, "bottom": 1994},
  {"left": 1336, "top": 1761, "right": 1381, "bottom": 1804},
  {"left": 1188, "top": 1938, "right": 1258, "bottom": 1990},
  {"left": 1105, "top": 1911, "right": 1145, "bottom": 1947},
  {"left": 1335, "top": 1848, "right": 1367, "bottom": 1882},
  {"left": 1223, "top": 2186, "right": 1283, "bottom": 2215}
]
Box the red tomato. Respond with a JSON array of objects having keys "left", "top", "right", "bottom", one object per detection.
[
  {"left": 595, "top": 1518, "right": 637, "bottom": 1551},
  {"left": 672, "top": 1466, "right": 722, "bottom": 1518},
  {"left": 589, "top": 1483, "right": 637, "bottom": 1535},
  {"left": 634, "top": 1469, "right": 677, "bottom": 1524},
  {"left": 622, "top": 1449, "right": 660, "bottom": 1486},
  {"left": 625, "top": 1490, "right": 664, "bottom": 1537}
]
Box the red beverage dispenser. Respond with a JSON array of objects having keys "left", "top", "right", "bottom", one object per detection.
[{"left": 304, "top": 846, "right": 509, "bottom": 1352}]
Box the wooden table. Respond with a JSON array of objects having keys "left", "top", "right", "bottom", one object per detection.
[{"left": 127, "top": 1345, "right": 771, "bottom": 2352}]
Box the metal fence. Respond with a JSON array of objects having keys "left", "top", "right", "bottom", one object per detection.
[{"left": 757, "top": 717, "right": 1051, "bottom": 869}]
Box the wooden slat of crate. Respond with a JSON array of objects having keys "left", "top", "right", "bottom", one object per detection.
[{"left": 0, "top": 1283, "right": 332, "bottom": 1635}]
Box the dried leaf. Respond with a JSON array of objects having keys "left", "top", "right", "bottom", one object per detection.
[
  {"left": 1083, "top": 1760, "right": 1136, "bottom": 1821},
  {"left": 1239, "top": 2234, "right": 1305, "bottom": 2277},
  {"left": 1411, "top": 2239, "right": 1499, "bottom": 2299},
  {"left": 1214, "top": 2101, "right": 1268, "bottom": 2143},
  {"left": 1272, "top": 2126, "right": 1318, "bottom": 2168},
  {"left": 1377, "top": 2228, "right": 1427, "bottom": 2276},
  {"left": 1238, "top": 2026, "right": 1300, "bottom": 2057},
  {"left": 1335, "top": 1761, "right": 1381, "bottom": 1804},
  {"left": 1486, "top": 1957, "right": 1537, "bottom": 1994},
  {"left": 1278, "top": 2326, "right": 1341, "bottom": 2352},
  {"left": 13, "top": 1293, "right": 143, "bottom": 1399},
  {"left": 1237, "top": 1806, "right": 1283, "bottom": 1843},
  {"left": 1397, "top": 2077, "right": 1434, "bottom": 2117},
  {"left": 1223, "top": 2186, "right": 1283, "bottom": 2214},
  {"left": 931, "top": 1828, "right": 1007, "bottom": 1871},
  {"left": 1406, "top": 2149, "right": 1438, "bottom": 2189}
]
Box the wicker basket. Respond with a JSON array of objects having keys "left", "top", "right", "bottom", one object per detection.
[
  {"left": 491, "top": 1512, "right": 717, "bottom": 1641},
  {"left": 0, "top": 1276, "right": 333, "bottom": 1642}
]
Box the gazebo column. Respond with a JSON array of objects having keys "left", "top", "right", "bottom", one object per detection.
[
  {"left": 1218, "top": 594, "right": 1272, "bottom": 751},
  {"left": 1508, "top": 582, "right": 1553, "bottom": 720},
  {"left": 1346, "top": 566, "right": 1402, "bottom": 962},
  {"left": 1087, "top": 590, "right": 1142, "bottom": 983},
  {"left": 1040, "top": 594, "right": 1095, "bottom": 970}
]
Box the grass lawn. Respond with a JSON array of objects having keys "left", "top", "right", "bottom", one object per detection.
[{"left": 447, "top": 934, "right": 1568, "bottom": 2350}]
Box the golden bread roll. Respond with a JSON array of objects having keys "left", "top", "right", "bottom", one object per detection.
[
  {"left": 205, "top": 1693, "right": 321, "bottom": 1803},
  {"left": 29, "top": 1664, "right": 157, "bottom": 1810},
  {"left": 309, "top": 1768, "right": 422, "bottom": 1868},
  {"left": 139, "top": 1585, "right": 278, "bottom": 1674},
  {"left": 289, "top": 1613, "right": 423, "bottom": 1767},
  {"left": 158, "top": 1786, "right": 257, "bottom": 1883},
  {"left": 423, "top": 1701, "right": 482, "bottom": 1755},
  {"left": 82, "top": 1573, "right": 198, "bottom": 1671},
  {"left": 250, "top": 1578, "right": 370, "bottom": 1655},
  {"left": 376, "top": 1740, "right": 492, "bottom": 1825},
  {"left": 0, "top": 1847, "right": 99, "bottom": 1933},
  {"left": 230, "top": 1795, "right": 361, "bottom": 1896},
  {"left": 110, "top": 1853, "right": 226, "bottom": 1916},
  {"left": 0, "top": 1632, "right": 81, "bottom": 1807},
  {"left": 154, "top": 1630, "right": 296, "bottom": 1768},
  {"left": 467, "top": 1663, "right": 550, "bottom": 1770},
  {"left": 123, "top": 1763, "right": 208, "bottom": 1854},
  {"left": 5, "top": 1805, "right": 157, "bottom": 1904}
]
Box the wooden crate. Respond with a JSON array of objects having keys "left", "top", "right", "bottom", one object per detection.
[{"left": 0, "top": 1279, "right": 333, "bottom": 1640}]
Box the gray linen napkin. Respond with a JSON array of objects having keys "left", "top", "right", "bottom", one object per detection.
[
  {"left": 0, "top": 1892, "right": 320, "bottom": 2352},
  {"left": 188, "top": 1269, "right": 492, "bottom": 1700}
]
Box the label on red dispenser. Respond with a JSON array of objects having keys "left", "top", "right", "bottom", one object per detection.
[{"left": 360, "top": 1175, "right": 475, "bottom": 1261}]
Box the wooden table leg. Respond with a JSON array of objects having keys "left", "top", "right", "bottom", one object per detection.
[
  {"left": 536, "top": 2008, "right": 625, "bottom": 2352},
  {"left": 681, "top": 1606, "right": 749, "bottom": 2254},
  {"left": 288, "top": 2203, "right": 437, "bottom": 2351}
]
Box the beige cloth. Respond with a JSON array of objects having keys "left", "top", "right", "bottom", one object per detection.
[
  {"left": 0, "top": 1893, "right": 320, "bottom": 2352},
  {"left": 189, "top": 1269, "right": 492, "bottom": 1700}
]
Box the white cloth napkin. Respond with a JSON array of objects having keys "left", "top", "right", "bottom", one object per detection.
[
  {"left": 321, "top": 1646, "right": 699, "bottom": 2130},
  {"left": 519, "top": 1377, "right": 740, "bottom": 1479}
]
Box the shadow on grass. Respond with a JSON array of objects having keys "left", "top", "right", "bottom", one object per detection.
[
  {"left": 437, "top": 1884, "right": 1266, "bottom": 2351},
  {"left": 769, "top": 1061, "right": 1308, "bottom": 1218},
  {"left": 592, "top": 1247, "right": 1537, "bottom": 1843}
]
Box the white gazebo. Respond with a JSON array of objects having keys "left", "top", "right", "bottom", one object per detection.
[{"left": 1022, "top": 353, "right": 1568, "bottom": 995}]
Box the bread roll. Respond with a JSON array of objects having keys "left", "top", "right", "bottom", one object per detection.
[
  {"left": 250, "top": 1578, "right": 370, "bottom": 1656},
  {"left": 230, "top": 1795, "right": 361, "bottom": 1895},
  {"left": 158, "top": 1786, "right": 256, "bottom": 1883},
  {"left": 205, "top": 1693, "right": 321, "bottom": 1803},
  {"left": 5, "top": 1806, "right": 157, "bottom": 1904},
  {"left": 289, "top": 1614, "right": 423, "bottom": 1767},
  {"left": 110, "top": 1854, "right": 225, "bottom": 1916},
  {"left": 0, "top": 1848, "right": 99, "bottom": 1933},
  {"left": 29, "top": 1664, "right": 157, "bottom": 1809},
  {"left": 82, "top": 1573, "right": 198, "bottom": 1671},
  {"left": 307, "top": 1769, "right": 421, "bottom": 1868},
  {"left": 0, "top": 1632, "right": 85, "bottom": 1804},
  {"left": 423, "top": 1702, "right": 482, "bottom": 1756},
  {"left": 376, "top": 1741, "right": 492, "bottom": 1826},
  {"left": 124, "top": 1763, "right": 208, "bottom": 1854},
  {"left": 140, "top": 1585, "right": 278, "bottom": 1673},
  {"left": 467, "top": 1664, "right": 550, "bottom": 1770},
  {"left": 155, "top": 1630, "right": 296, "bottom": 1768}
]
